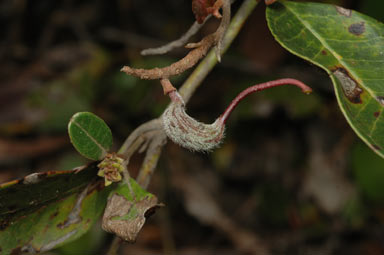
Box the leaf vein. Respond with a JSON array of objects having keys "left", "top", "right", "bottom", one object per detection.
[{"left": 73, "top": 121, "right": 107, "bottom": 158}]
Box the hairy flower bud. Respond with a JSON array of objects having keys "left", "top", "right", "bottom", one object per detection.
[
  {"left": 162, "top": 78, "right": 312, "bottom": 152},
  {"left": 162, "top": 91, "right": 225, "bottom": 152}
]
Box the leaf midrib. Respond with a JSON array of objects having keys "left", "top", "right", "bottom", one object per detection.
[{"left": 72, "top": 121, "right": 107, "bottom": 157}]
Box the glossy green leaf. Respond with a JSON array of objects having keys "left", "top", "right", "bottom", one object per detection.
[
  {"left": 267, "top": 1, "right": 384, "bottom": 158},
  {"left": 0, "top": 163, "right": 113, "bottom": 254},
  {"left": 68, "top": 112, "right": 113, "bottom": 160}
]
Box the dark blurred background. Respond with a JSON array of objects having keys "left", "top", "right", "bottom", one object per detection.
[{"left": 1, "top": 0, "right": 384, "bottom": 254}]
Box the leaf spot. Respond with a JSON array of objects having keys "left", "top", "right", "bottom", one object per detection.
[
  {"left": 321, "top": 50, "right": 327, "bottom": 55},
  {"left": 332, "top": 68, "right": 363, "bottom": 104},
  {"left": 335, "top": 6, "right": 352, "bottom": 17},
  {"left": 348, "top": 22, "right": 365, "bottom": 36},
  {"left": 49, "top": 210, "right": 59, "bottom": 220},
  {"left": 374, "top": 111, "right": 380, "bottom": 118}
]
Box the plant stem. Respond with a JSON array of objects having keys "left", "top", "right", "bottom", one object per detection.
[
  {"left": 179, "top": 0, "right": 259, "bottom": 103},
  {"left": 109, "top": 0, "right": 262, "bottom": 252},
  {"left": 219, "top": 78, "right": 312, "bottom": 125},
  {"left": 118, "top": 0, "right": 260, "bottom": 160},
  {"left": 106, "top": 236, "right": 123, "bottom": 255}
]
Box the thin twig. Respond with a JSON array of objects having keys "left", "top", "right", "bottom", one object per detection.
[
  {"left": 118, "top": 119, "right": 162, "bottom": 157},
  {"left": 136, "top": 130, "right": 167, "bottom": 189},
  {"left": 121, "top": 0, "right": 231, "bottom": 80},
  {"left": 140, "top": 19, "right": 209, "bottom": 56},
  {"left": 214, "top": 0, "right": 231, "bottom": 62},
  {"left": 140, "top": 0, "right": 237, "bottom": 57},
  {"left": 121, "top": 34, "right": 216, "bottom": 80}
]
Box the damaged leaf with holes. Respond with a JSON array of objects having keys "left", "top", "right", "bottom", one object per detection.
[
  {"left": 102, "top": 178, "right": 160, "bottom": 242},
  {"left": 267, "top": 1, "right": 384, "bottom": 158},
  {"left": 0, "top": 163, "right": 112, "bottom": 254}
]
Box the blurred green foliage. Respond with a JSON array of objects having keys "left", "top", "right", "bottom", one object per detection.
[{"left": 352, "top": 141, "right": 384, "bottom": 203}]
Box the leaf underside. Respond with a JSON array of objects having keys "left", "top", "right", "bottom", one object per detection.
[
  {"left": 0, "top": 163, "right": 113, "bottom": 254},
  {"left": 267, "top": 1, "right": 384, "bottom": 158},
  {"left": 68, "top": 112, "right": 113, "bottom": 161}
]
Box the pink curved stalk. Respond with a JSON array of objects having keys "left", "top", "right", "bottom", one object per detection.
[{"left": 219, "top": 78, "right": 312, "bottom": 125}]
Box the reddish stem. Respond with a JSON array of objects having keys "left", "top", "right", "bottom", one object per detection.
[{"left": 219, "top": 78, "right": 312, "bottom": 125}]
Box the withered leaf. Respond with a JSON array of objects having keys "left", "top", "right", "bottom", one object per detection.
[{"left": 101, "top": 178, "right": 161, "bottom": 242}]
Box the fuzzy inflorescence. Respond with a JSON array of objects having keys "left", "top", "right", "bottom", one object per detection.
[
  {"left": 162, "top": 91, "right": 225, "bottom": 152},
  {"left": 161, "top": 78, "right": 312, "bottom": 152}
]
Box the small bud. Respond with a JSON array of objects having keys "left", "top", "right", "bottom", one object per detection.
[
  {"left": 97, "top": 153, "right": 126, "bottom": 185},
  {"left": 104, "top": 179, "right": 113, "bottom": 187},
  {"left": 97, "top": 170, "right": 105, "bottom": 177}
]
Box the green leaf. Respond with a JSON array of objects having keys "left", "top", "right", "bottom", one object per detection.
[
  {"left": 68, "top": 112, "right": 113, "bottom": 160},
  {"left": 55, "top": 221, "right": 106, "bottom": 255},
  {"left": 266, "top": 1, "right": 384, "bottom": 158},
  {"left": 0, "top": 163, "right": 113, "bottom": 254},
  {"left": 102, "top": 179, "right": 160, "bottom": 242}
]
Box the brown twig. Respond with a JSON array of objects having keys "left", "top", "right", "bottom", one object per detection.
[
  {"left": 121, "top": 34, "right": 216, "bottom": 80},
  {"left": 120, "top": 0, "right": 231, "bottom": 80},
  {"left": 160, "top": 78, "right": 176, "bottom": 95}
]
